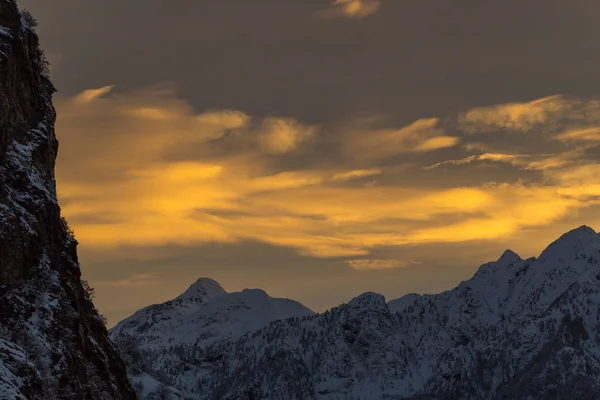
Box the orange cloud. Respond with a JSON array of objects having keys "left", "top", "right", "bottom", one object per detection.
[
  {"left": 554, "top": 126, "right": 600, "bottom": 142},
  {"left": 459, "top": 96, "right": 600, "bottom": 137},
  {"left": 55, "top": 88, "right": 600, "bottom": 259},
  {"left": 346, "top": 259, "right": 410, "bottom": 271},
  {"left": 74, "top": 85, "right": 115, "bottom": 103},
  {"left": 425, "top": 153, "right": 530, "bottom": 169},
  {"left": 97, "top": 274, "right": 159, "bottom": 288},
  {"left": 257, "top": 118, "right": 318, "bottom": 154},
  {"left": 523, "top": 150, "right": 583, "bottom": 171},
  {"left": 319, "top": 0, "right": 381, "bottom": 19},
  {"left": 459, "top": 95, "right": 566, "bottom": 133},
  {"left": 333, "top": 168, "right": 382, "bottom": 181},
  {"left": 343, "top": 118, "right": 459, "bottom": 161}
]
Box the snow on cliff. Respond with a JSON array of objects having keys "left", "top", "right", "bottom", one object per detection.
[{"left": 0, "top": 2, "right": 136, "bottom": 398}]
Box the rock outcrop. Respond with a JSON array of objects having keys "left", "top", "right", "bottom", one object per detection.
[{"left": 0, "top": 2, "right": 136, "bottom": 398}]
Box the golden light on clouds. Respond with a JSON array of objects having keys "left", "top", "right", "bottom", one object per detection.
[
  {"left": 554, "top": 127, "right": 600, "bottom": 142},
  {"left": 97, "top": 273, "right": 159, "bottom": 288},
  {"left": 74, "top": 85, "right": 115, "bottom": 104},
  {"left": 320, "top": 0, "right": 381, "bottom": 19},
  {"left": 55, "top": 87, "right": 600, "bottom": 261},
  {"left": 257, "top": 118, "right": 318, "bottom": 154},
  {"left": 333, "top": 168, "right": 382, "bottom": 181},
  {"left": 342, "top": 118, "right": 459, "bottom": 161},
  {"left": 346, "top": 259, "right": 410, "bottom": 271},
  {"left": 425, "top": 153, "right": 530, "bottom": 170},
  {"left": 459, "top": 95, "right": 567, "bottom": 133}
]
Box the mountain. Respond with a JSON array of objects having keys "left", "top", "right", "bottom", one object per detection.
[
  {"left": 115, "top": 226, "right": 600, "bottom": 399},
  {"left": 109, "top": 279, "right": 315, "bottom": 398},
  {"left": 0, "top": 2, "right": 136, "bottom": 399}
]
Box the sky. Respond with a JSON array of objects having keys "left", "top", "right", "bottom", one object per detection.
[{"left": 18, "top": 0, "right": 600, "bottom": 326}]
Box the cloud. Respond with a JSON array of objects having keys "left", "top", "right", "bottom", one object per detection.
[
  {"left": 459, "top": 95, "right": 567, "bottom": 133},
  {"left": 523, "top": 150, "right": 582, "bottom": 171},
  {"left": 56, "top": 88, "right": 600, "bottom": 259},
  {"left": 554, "top": 127, "right": 600, "bottom": 142},
  {"left": 415, "top": 136, "right": 461, "bottom": 152},
  {"left": 459, "top": 96, "right": 600, "bottom": 135},
  {"left": 346, "top": 259, "right": 410, "bottom": 271},
  {"left": 74, "top": 85, "right": 115, "bottom": 104},
  {"left": 342, "top": 118, "right": 460, "bottom": 161},
  {"left": 402, "top": 185, "right": 581, "bottom": 244},
  {"left": 319, "top": 0, "right": 381, "bottom": 19},
  {"left": 257, "top": 118, "right": 318, "bottom": 154},
  {"left": 425, "top": 153, "right": 530, "bottom": 170},
  {"left": 97, "top": 273, "right": 159, "bottom": 288},
  {"left": 424, "top": 151, "right": 578, "bottom": 172},
  {"left": 333, "top": 168, "right": 382, "bottom": 181}
]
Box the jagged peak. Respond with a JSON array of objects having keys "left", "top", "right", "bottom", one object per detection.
[
  {"left": 347, "top": 292, "right": 387, "bottom": 311},
  {"left": 563, "top": 225, "right": 597, "bottom": 237},
  {"left": 497, "top": 249, "right": 522, "bottom": 265},
  {"left": 555, "top": 225, "right": 598, "bottom": 243},
  {"left": 343, "top": 292, "right": 393, "bottom": 333},
  {"left": 538, "top": 225, "right": 600, "bottom": 261},
  {"left": 474, "top": 249, "right": 522, "bottom": 278},
  {"left": 176, "top": 277, "right": 227, "bottom": 301}
]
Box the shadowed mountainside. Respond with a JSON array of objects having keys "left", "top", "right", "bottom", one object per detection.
[
  {"left": 0, "top": 2, "right": 136, "bottom": 398},
  {"left": 115, "top": 227, "right": 600, "bottom": 400}
]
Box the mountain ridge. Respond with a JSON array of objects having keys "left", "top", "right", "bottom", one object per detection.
[
  {"left": 176, "top": 277, "right": 226, "bottom": 301},
  {"left": 113, "top": 225, "right": 600, "bottom": 399}
]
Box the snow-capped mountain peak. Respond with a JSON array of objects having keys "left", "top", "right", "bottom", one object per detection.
[
  {"left": 113, "top": 227, "right": 600, "bottom": 400},
  {"left": 347, "top": 291, "right": 387, "bottom": 312},
  {"left": 110, "top": 278, "right": 315, "bottom": 398},
  {"left": 508, "top": 226, "right": 600, "bottom": 316},
  {"left": 110, "top": 278, "right": 231, "bottom": 341},
  {"left": 342, "top": 292, "right": 393, "bottom": 335},
  {"left": 176, "top": 277, "right": 226, "bottom": 301},
  {"left": 497, "top": 248, "right": 522, "bottom": 264},
  {"left": 538, "top": 225, "right": 600, "bottom": 263},
  {"left": 472, "top": 248, "right": 526, "bottom": 281}
]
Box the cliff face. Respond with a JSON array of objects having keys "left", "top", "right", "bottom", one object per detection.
[{"left": 0, "top": 2, "right": 136, "bottom": 399}]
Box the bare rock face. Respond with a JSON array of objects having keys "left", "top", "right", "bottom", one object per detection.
[{"left": 0, "top": 2, "right": 136, "bottom": 399}]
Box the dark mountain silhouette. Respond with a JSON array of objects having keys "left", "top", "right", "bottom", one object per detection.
[{"left": 0, "top": 2, "right": 136, "bottom": 398}]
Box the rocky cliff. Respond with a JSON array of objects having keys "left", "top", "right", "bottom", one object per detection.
[{"left": 0, "top": 1, "right": 136, "bottom": 398}]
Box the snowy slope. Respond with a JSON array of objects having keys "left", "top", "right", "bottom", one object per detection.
[
  {"left": 115, "top": 226, "right": 600, "bottom": 400},
  {"left": 110, "top": 278, "right": 227, "bottom": 343},
  {"left": 0, "top": 339, "right": 40, "bottom": 400},
  {"left": 110, "top": 279, "right": 314, "bottom": 398}
]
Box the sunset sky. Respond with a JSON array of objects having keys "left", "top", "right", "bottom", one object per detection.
[{"left": 20, "top": 0, "right": 600, "bottom": 326}]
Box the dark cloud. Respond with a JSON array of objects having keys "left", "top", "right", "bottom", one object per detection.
[
  {"left": 16, "top": 0, "right": 600, "bottom": 325},
  {"left": 21, "top": 0, "right": 600, "bottom": 124}
]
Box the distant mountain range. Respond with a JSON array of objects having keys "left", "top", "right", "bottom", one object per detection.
[{"left": 111, "top": 225, "right": 600, "bottom": 400}]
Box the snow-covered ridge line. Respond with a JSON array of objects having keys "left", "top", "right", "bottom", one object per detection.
[{"left": 113, "top": 226, "right": 600, "bottom": 400}]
